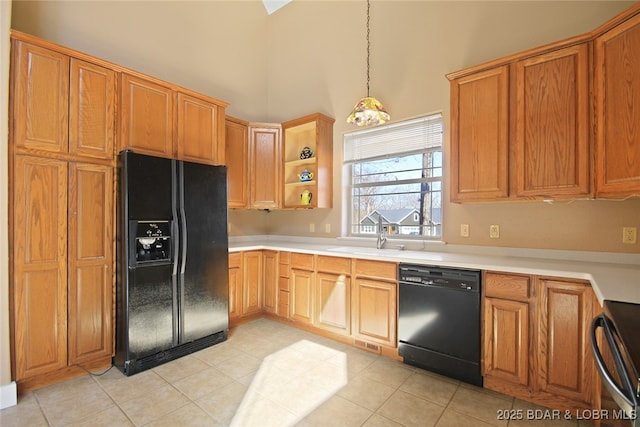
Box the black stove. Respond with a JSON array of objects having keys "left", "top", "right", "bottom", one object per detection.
[{"left": 591, "top": 300, "right": 640, "bottom": 426}]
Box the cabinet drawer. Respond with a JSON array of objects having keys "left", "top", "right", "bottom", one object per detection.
[
  {"left": 290, "top": 253, "right": 314, "bottom": 270},
  {"left": 354, "top": 259, "right": 397, "bottom": 282},
  {"left": 279, "top": 251, "right": 290, "bottom": 264},
  {"left": 229, "top": 252, "right": 241, "bottom": 268},
  {"left": 317, "top": 255, "right": 351, "bottom": 275},
  {"left": 277, "top": 290, "right": 289, "bottom": 318},
  {"left": 278, "top": 276, "right": 289, "bottom": 292},
  {"left": 484, "top": 272, "right": 531, "bottom": 300},
  {"left": 279, "top": 262, "right": 290, "bottom": 278}
]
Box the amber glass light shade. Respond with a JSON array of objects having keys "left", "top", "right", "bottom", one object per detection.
[{"left": 346, "top": 96, "right": 391, "bottom": 127}]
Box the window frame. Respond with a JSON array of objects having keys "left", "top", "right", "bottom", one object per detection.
[{"left": 343, "top": 113, "right": 444, "bottom": 241}]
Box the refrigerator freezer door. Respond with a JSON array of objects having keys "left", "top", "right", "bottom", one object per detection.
[
  {"left": 127, "top": 264, "right": 176, "bottom": 359},
  {"left": 179, "top": 161, "right": 229, "bottom": 343}
]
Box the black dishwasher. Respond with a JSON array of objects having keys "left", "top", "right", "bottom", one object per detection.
[{"left": 398, "top": 264, "right": 482, "bottom": 386}]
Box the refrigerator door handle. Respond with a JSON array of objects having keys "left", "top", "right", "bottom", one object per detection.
[{"left": 178, "top": 161, "right": 188, "bottom": 275}]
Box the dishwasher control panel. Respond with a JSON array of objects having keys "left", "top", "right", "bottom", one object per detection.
[{"left": 398, "top": 265, "right": 481, "bottom": 292}]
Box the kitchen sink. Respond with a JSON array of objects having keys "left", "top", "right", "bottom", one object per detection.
[{"left": 325, "top": 246, "right": 407, "bottom": 258}]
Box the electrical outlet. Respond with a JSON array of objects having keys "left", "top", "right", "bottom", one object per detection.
[
  {"left": 325, "top": 223, "right": 331, "bottom": 233},
  {"left": 309, "top": 223, "right": 315, "bottom": 233},
  {"left": 460, "top": 224, "right": 469, "bottom": 237},
  {"left": 622, "top": 227, "right": 637, "bottom": 244},
  {"left": 489, "top": 224, "right": 500, "bottom": 239}
]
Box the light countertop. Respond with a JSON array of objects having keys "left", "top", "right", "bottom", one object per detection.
[{"left": 229, "top": 235, "right": 640, "bottom": 305}]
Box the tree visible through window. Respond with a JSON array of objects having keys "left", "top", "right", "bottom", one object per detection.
[{"left": 344, "top": 114, "right": 443, "bottom": 239}]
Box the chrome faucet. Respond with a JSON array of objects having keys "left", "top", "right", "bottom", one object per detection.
[{"left": 376, "top": 216, "right": 387, "bottom": 249}]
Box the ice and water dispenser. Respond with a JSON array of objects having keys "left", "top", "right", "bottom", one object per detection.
[{"left": 129, "top": 220, "right": 172, "bottom": 266}]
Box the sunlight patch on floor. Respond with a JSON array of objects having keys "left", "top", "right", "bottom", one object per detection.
[{"left": 230, "top": 339, "right": 348, "bottom": 426}]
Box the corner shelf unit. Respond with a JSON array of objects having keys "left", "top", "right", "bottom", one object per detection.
[{"left": 282, "top": 113, "right": 334, "bottom": 209}]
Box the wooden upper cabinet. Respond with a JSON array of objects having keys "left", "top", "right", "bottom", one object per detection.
[
  {"left": 449, "top": 65, "right": 509, "bottom": 202},
  {"left": 595, "top": 11, "right": 640, "bottom": 197},
  {"left": 225, "top": 117, "right": 249, "bottom": 208},
  {"left": 249, "top": 124, "right": 282, "bottom": 209},
  {"left": 11, "top": 40, "right": 115, "bottom": 159},
  {"left": 69, "top": 59, "right": 116, "bottom": 159},
  {"left": 12, "top": 155, "right": 68, "bottom": 380},
  {"left": 12, "top": 41, "right": 69, "bottom": 153},
  {"left": 177, "top": 93, "right": 225, "bottom": 165},
  {"left": 67, "top": 163, "right": 114, "bottom": 363},
  {"left": 120, "top": 73, "right": 175, "bottom": 158},
  {"left": 281, "top": 113, "right": 334, "bottom": 209},
  {"left": 514, "top": 43, "right": 591, "bottom": 198}
]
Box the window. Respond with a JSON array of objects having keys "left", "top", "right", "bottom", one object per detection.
[{"left": 344, "top": 113, "right": 443, "bottom": 239}]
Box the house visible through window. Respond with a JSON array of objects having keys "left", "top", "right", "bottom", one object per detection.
[{"left": 344, "top": 113, "right": 443, "bottom": 239}]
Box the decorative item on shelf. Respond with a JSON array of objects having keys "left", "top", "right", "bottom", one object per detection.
[
  {"left": 298, "top": 169, "right": 314, "bottom": 182},
  {"left": 299, "top": 146, "right": 314, "bottom": 160},
  {"left": 301, "top": 190, "right": 312, "bottom": 205},
  {"left": 346, "top": 0, "right": 390, "bottom": 127}
]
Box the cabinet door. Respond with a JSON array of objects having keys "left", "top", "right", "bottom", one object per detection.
[
  {"left": 68, "top": 163, "right": 113, "bottom": 363},
  {"left": 514, "top": 44, "right": 590, "bottom": 198},
  {"left": 262, "top": 251, "right": 278, "bottom": 314},
  {"left": 353, "top": 278, "right": 397, "bottom": 347},
  {"left": 68, "top": 59, "right": 115, "bottom": 159},
  {"left": 120, "top": 73, "right": 175, "bottom": 157},
  {"left": 595, "top": 13, "right": 640, "bottom": 197},
  {"left": 13, "top": 156, "right": 68, "bottom": 379},
  {"left": 12, "top": 41, "right": 69, "bottom": 153},
  {"left": 242, "top": 251, "right": 263, "bottom": 316},
  {"left": 537, "top": 278, "right": 596, "bottom": 406},
  {"left": 228, "top": 253, "right": 242, "bottom": 320},
  {"left": 315, "top": 272, "right": 350, "bottom": 336},
  {"left": 249, "top": 125, "right": 281, "bottom": 209},
  {"left": 290, "top": 268, "right": 314, "bottom": 324},
  {"left": 450, "top": 65, "right": 509, "bottom": 202},
  {"left": 225, "top": 119, "right": 249, "bottom": 208},
  {"left": 177, "top": 93, "right": 223, "bottom": 165},
  {"left": 483, "top": 297, "right": 529, "bottom": 386}
]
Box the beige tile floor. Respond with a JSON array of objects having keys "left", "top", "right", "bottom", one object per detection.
[{"left": 1, "top": 318, "right": 596, "bottom": 427}]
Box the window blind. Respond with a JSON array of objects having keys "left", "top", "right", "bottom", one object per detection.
[{"left": 344, "top": 113, "right": 443, "bottom": 163}]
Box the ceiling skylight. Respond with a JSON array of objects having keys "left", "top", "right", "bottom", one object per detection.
[{"left": 263, "top": 0, "right": 292, "bottom": 15}]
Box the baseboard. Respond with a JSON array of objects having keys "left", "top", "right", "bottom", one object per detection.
[{"left": 0, "top": 381, "right": 17, "bottom": 409}]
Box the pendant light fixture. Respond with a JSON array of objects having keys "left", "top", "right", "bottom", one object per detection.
[{"left": 347, "top": 0, "right": 390, "bottom": 127}]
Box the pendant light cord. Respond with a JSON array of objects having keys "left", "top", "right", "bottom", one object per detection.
[{"left": 366, "top": 0, "right": 371, "bottom": 97}]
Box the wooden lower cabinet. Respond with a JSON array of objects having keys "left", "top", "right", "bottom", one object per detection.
[
  {"left": 12, "top": 155, "right": 114, "bottom": 385},
  {"left": 277, "top": 252, "right": 290, "bottom": 318},
  {"left": 537, "top": 278, "right": 596, "bottom": 407},
  {"left": 482, "top": 271, "right": 598, "bottom": 411},
  {"left": 262, "top": 251, "right": 278, "bottom": 314},
  {"left": 241, "top": 251, "right": 263, "bottom": 316},
  {"left": 290, "top": 268, "right": 314, "bottom": 324},
  {"left": 228, "top": 252, "right": 242, "bottom": 320},
  {"left": 314, "top": 256, "right": 351, "bottom": 336},
  {"left": 67, "top": 163, "right": 113, "bottom": 364},
  {"left": 315, "top": 272, "right": 350, "bottom": 336},
  {"left": 353, "top": 278, "right": 397, "bottom": 348},
  {"left": 483, "top": 297, "right": 530, "bottom": 387},
  {"left": 13, "top": 156, "right": 69, "bottom": 380}
]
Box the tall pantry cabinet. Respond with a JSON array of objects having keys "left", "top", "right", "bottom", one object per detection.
[{"left": 9, "top": 35, "right": 115, "bottom": 388}]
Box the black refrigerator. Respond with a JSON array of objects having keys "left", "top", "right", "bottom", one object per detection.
[{"left": 115, "top": 150, "right": 229, "bottom": 376}]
